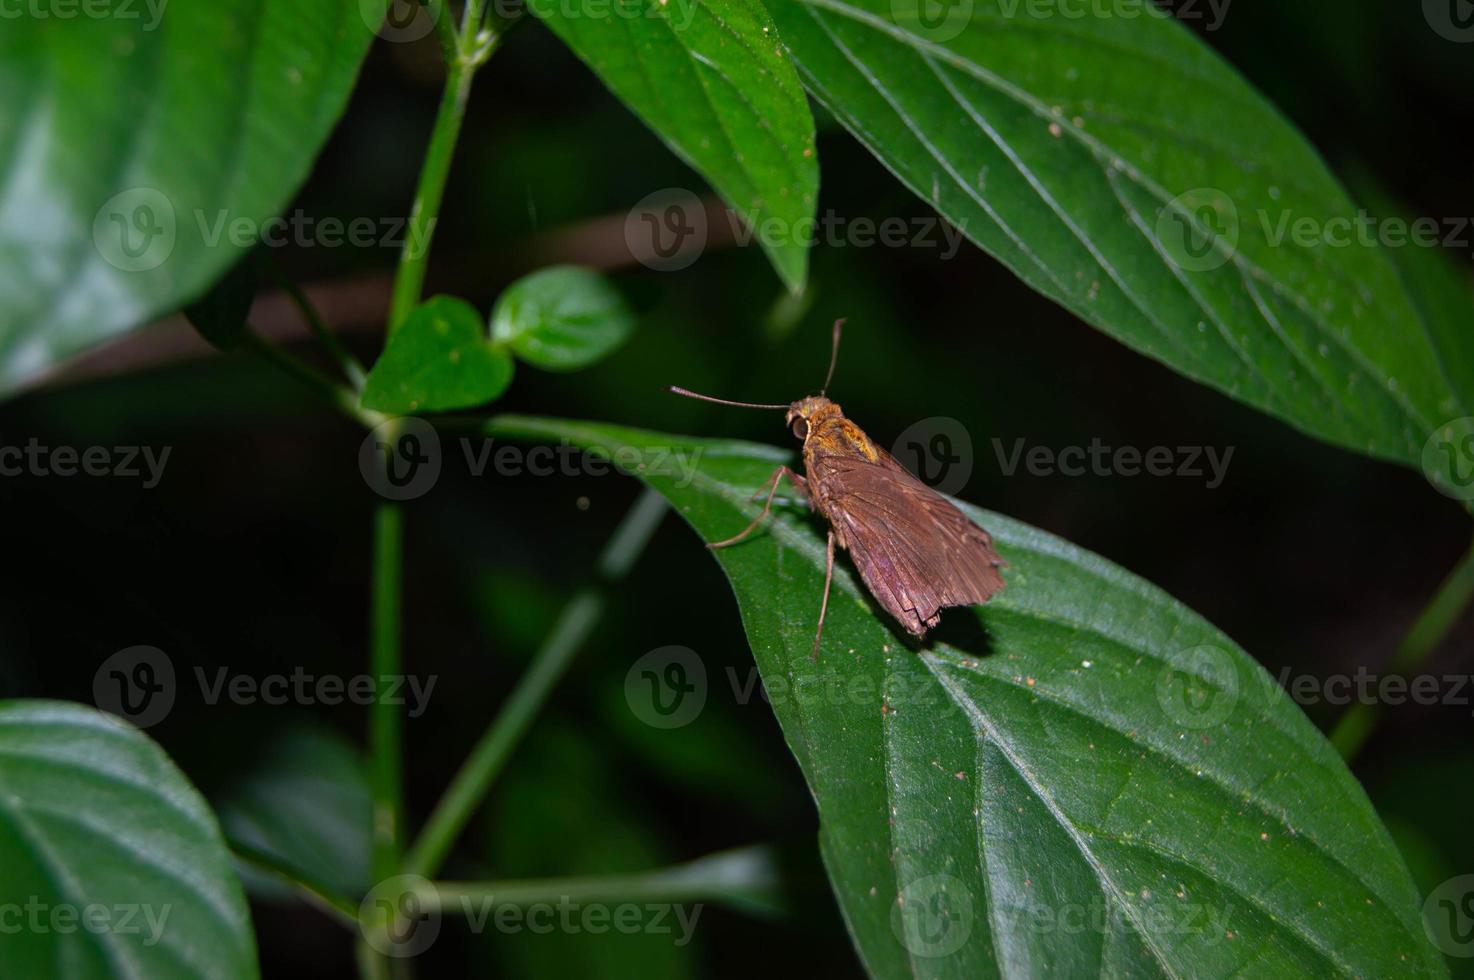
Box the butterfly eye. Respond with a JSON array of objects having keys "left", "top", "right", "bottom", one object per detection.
[{"left": 790, "top": 417, "right": 809, "bottom": 440}]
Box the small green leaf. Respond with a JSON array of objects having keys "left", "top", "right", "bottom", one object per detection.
[
  {"left": 491, "top": 266, "right": 635, "bottom": 371},
  {"left": 765, "top": 0, "right": 1465, "bottom": 465},
  {"left": 362, "top": 296, "right": 513, "bottom": 414},
  {"left": 213, "top": 724, "right": 371, "bottom": 904},
  {"left": 482, "top": 416, "right": 1444, "bottom": 979},
  {"left": 528, "top": 0, "right": 819, "bottom": 291},
  {"left": 0, "top": 700, "right": 260, "bottom": 980}
]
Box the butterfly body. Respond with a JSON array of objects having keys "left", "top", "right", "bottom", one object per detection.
[
  {"left": 671, "top": 320, "right": 1005, "bottom": 657},
  {"left": 788, "top": 396, "right": 1005, "bottom": 639}
]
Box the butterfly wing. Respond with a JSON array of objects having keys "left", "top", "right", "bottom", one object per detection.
[{"left": 809, "top": 449, "right": 1005, "bottom": 637}]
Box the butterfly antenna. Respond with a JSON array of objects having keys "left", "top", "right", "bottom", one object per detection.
[
  {"left": 668, "top": 386, "right": 787, "bottom": 410},
  {"left": 820, "top": 318, "right": 845, "bottom": 395}
]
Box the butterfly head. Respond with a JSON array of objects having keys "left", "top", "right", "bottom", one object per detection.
[{"left": 786, "top": 396, "right": 841, "bottom": 442}]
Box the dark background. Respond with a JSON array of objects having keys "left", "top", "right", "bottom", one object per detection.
[{"left": 1, "top": 1, "right": 1471, "bottom": 976}]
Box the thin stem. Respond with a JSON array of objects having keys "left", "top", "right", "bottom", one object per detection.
[
  {"left": 239, "top": 329, "right": 380, "bottom": 427},
  {"left": 262, "top": 254, "right": 367, "bottom": 389},
  {"left": 371, "top": 503, "right": 407, "bottom": 884},
  {"left": 403, "top": 488, "right": 668, "bottom": 878},
  {"left": 355, "top": 940, "right": 393, "bottom": 980},
  {"left": 424, "top": 0, "right": 458, "bottom": 65},
  {"left": 228, "top": 839, "right": 360, "bottom": 928},
  {"left": 386, "top": 33, "right": 494, "bottom": 332},
  {"left": 424, "top": 844, "right": 782, "bottom": 912},
  {"left": 1331, "top": 536, "right": 1474, "bottom": 760}
]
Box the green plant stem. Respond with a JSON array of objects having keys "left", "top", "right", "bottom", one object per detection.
[
  {"left": 262, "top": 254, "right": 367, "bottom": 388},
  {"left": 386, "top": 23, "right": 496, "bottom": 332},
  {"left": 424, "top": 0, "right": 458, "bottom": 65},
  {"left": 1331, "top": 536, "right": 1474, "bottom": 760},
  {"left": 424, "top": 845, "right": 782, "bottom": 912},
  {"left": 239, "top": 329, "right": 380, "bottom": 426},
  {"left": 371, "top": 503, "right": 406, "bottom": 885},
  {"left": 354, "top": 940, "right": 393, "bottom": 980},
  {"left": 403, "top": 487, "right": 668, "bottom": 879},
  {"left": 228, "top": 839, "right": 360, "bottom": 927}
]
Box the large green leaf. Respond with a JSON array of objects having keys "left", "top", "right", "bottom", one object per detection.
[
  {"left": 0, "top": 700, "right": 259, "bottom": 979},
  {"left": 529, "top": 0, "right": 819, "bottom": 291},
  {"left": 763, "top": 0, "right": 1467, "bottom": 464},
  {"left": 483, "top": 415, "right": 1444, "bottom": 978},
  {"left": 0, "top": 0, "right": 380, "bottom": 393}
]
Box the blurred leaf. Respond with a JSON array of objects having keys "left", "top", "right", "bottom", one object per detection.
[
  {"left": 0, "top": 700, "right": 259, "bottom": 979},
  {"left": 0, "top": 2, "right": 379, "bottom": 394},
  {"left": 528, "top": 0, "right": 818, "bottom": 291},
  {"left": 469, "top": 566, "right": 565, "bottom": 656},
  {"left": 1369, "top": 752, "right": 1474, "bottom": 979},
  {"left": 362, "top": 295, "right": 513, "bottom": 413},
  {"left": 492, "top": 266, "right": 636, "bottom": 371},
  {"left": 483, "top": 416, "right": 1444, "bottom": 978},
  {"left": 1373, "top": 207, "right": 1474, "bottom": 425},
  {"left": 213, "top": 723, "right": 371, "bottom": 904},
  {"left": 766, "top": 0, "right": 1466, "bottom": 464},
  {"left": 184, "top": 255, "right": 257, "bottom": 352}
]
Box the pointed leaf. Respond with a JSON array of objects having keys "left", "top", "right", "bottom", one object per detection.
[
  {"left": 765, "top": 0, "right": 1466, "bottom": 464},
  {"left": 482, "top": 415, "right": 1444, "bottom": 979},
  {"left": 529, "top": 0, "right": 819, "bottom": 291}
]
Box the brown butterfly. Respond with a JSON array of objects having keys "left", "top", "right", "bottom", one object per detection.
[{"left": 671, "top": 320, "right": 1005, "bottom": 658}]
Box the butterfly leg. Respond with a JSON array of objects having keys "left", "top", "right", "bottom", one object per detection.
[
  {"left": 750, "top": 468, "right": 808, "bottom": 507},
  {"left": 811, "top": 529, "right": 836, "bottom": 660},
  {"left": 708, "top": 466, "right": 806, "bottom": 550}
]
